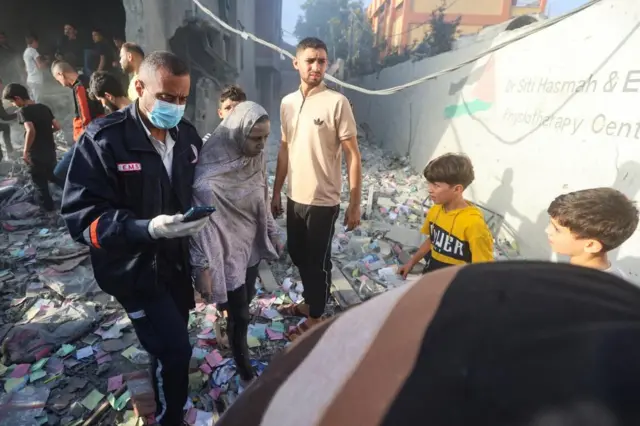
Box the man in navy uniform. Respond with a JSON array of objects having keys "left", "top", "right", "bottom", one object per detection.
[{"left": 61, "top": 51, "right": 207, "bottom": 425}]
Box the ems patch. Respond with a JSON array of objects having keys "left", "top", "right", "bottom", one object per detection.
[{"left": 117, "top": 163, "right": 142, "bottom": 172}]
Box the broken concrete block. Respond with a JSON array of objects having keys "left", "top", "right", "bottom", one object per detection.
[
  {"left": 330, "top": 267, "right": 361, "bottom": 308},
  {"left": 376, "top": 197, "right": 395, "bottom": 209},
  {"left": 258, "top": 261, "right": 279, "bottom": 292},
  {"left": 386, "top": 225, "right": 424, "bottom": 248},
  {"left": 364, "top": 185, "right": 375, "bottom": 219}
]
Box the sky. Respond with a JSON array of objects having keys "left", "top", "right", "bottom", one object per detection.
[{"left": 281, "top": 0, "right": 588, "bottom": 45}]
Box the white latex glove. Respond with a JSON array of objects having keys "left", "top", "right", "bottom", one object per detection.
[{"left": 147, "top": 214, "right": 208, "bottom": 239}]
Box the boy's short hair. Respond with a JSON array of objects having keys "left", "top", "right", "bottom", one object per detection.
[
  {"left": 547, "top": 187, "right": 639, "bottom": 252},
  {"left": 25, "top": 35, "right": 38, "bottom": 44},
  {"left": 90, "top": 71, "right": 126, "bottom": 98},
  {"left": 423, "top": 153, "right": 475, "bottom": 188},
  {"left": 2, "top": 83, "right": 30, "bottom": 101},
  {"left": 219, "top": 85, "right": 247, "bottom": 105}
]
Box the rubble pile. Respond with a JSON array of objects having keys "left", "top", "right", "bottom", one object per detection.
[{"left": 0, "top": 131, "right": 521, "bottom": 425}]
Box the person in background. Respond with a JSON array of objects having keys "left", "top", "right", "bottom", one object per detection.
[
  {"left": 92, "top": 29, "right": 116, "bottom": 72},
  {"left": 89, "top": 71, "right": 131, "bottom": 113},
  {"left": 113, "top": 35, "right": 125, "bottom": 52},
  {"left": 56, "top": 24, "right": 86, "bottom": 71},
  {"left": 271, "top": 37, "right": 362, "bottom": 340},
  {"left": 218, "top": 85, "right": 247, "bottom": 119},
  {"left": 2, "top": 83, "right": 62, "bottom": 210},
  {"left": 119, "top": 42, "right": 145, "bottom": 101},
  {"left": 61, "top": 51, "right": 208, "bottom": 426},
  {"left": 191, "top": 101, "right": 281, "bottom": 387},
  {"left": 546, "top": 187, "right": 639, "bottom": 280},
  {"left": 0, "top": 77, "right": 17, "bottom": 160},
  {"left": 398, "top": 153, "right": 494, "bottom": 278},
  {"left": 50, "top": 60, "right": 105, "bottom": 183},
  {"left": 23, "top": 35, "right": 46, "bottom": 103},
  {"left": 215, "top": 262, "right": 640, "bottom": 426},
  {"left": 0, "top": 32, "right": 23, "bottom": 84}
]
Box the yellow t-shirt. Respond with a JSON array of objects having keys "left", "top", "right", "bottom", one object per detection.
[
  {"left": 420, "top": 202, "right": 494, "bottom": 269},
  {"left": 128, "top": 74, "right": 138, "bottom": 101}
]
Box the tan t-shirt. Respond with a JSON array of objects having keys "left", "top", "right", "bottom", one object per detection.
[{"left": 280, "top": 84, "right": 357, "bottom": 206}]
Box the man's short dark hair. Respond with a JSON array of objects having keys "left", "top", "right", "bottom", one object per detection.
[
  {"left": 547, "top": 188, "right": 639, "bottom": 252},
  {"left": 25, "top": 35, "right": 38, "bottom": 44},
  {"left": 296, "top": 37, "right": 328, "bottom": 54},
  {"left": 140, "top": 51, "right": 189, "bottom": 77},
  {"left": 90, "top": 71, "right": 126, "bottom": 99},
  {"left": 121, "top": 42, "right": 145, "bottom": 58},
  {"left": 423, "top": 153, "right": 475, "bottom": 188},
  {"left": 65, "top": 23, "right": 77, "bottom": 30},
  {"left": 2, "top": 83, "right": 30, "bottom": 101},
  {"left": 219, "top": 85, "right": 246, "bottom": 105},
  {"left": 92, "top": 28, "right": 103, "bottom": 35}
]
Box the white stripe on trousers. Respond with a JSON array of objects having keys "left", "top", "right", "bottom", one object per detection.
[{"left": 154, "top": 360, "right": 168, "bottom": 422}]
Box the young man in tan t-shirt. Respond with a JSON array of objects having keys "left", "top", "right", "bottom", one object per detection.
[{"left": 271, "top": 37, "right": 362, "bottom": 339}]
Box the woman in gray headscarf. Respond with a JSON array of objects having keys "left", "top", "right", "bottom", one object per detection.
[{"left": 191, "top": 101, "right": 280, "bottom": 383}]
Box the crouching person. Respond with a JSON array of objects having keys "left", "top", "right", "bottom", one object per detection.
[{"left": 61, "top": 51, "right": 208, "bottom": 425}]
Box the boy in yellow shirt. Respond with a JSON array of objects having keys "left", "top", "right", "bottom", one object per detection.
[{"left": 398, "top": 153, "right": 494, "bottom": 278}]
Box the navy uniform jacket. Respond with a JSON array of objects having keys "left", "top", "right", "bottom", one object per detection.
[{"left": 61, "top": 103, "right": 202, "bottom": 311}]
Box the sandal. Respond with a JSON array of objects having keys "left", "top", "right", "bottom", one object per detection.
[{"left": 276, "top": 303, "right": 309, "bottom": 318}]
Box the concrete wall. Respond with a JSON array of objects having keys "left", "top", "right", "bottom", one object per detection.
[{"left": 346, "top": 0, "right": 640, "bottom": 281}]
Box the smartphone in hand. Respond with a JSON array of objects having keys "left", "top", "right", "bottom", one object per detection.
[{"left": 182, "top": 206, "right": 216, "bottom": 222}]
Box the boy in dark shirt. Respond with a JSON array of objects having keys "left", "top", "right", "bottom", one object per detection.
[{"left": 2, "top": 83, "right": 62, "bottom": 211}]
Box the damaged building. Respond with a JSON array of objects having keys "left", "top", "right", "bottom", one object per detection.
[{"left": 0, "top": 0, "right": 283, "bottom": 135}]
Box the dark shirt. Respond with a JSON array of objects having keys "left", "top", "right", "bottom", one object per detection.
[
  {"left": 57, "top": 36, "right": 86, "bottom": 69},
  {"left": 94, "top": 41, "right": 116, "bottom": 71},
  {"left": 17, "top": 104, "right": 56, "bottom": 164}
]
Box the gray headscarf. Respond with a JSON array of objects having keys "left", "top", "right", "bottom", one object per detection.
[{"left": 190, "top": 101, "right": 279, "bottom": 304}]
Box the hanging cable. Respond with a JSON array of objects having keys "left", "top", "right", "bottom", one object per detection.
[{"left": 192, "top": 0, "right": 602, "bottom": 95}]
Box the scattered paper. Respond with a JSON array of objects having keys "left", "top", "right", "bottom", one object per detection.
[
  {"left": 29, "top": 370, "right": 46, "bottom": 382},
  {"left": 249, "top": 323, "right": 267, "bottom": 339},
  {"left": 56, "top": 344, "right": 75, "bottom": 357},
  {"left": 200, "top": 363, "right": 212, "bottom": 374},
  {"left": 192, "top": 347, "right": 208, "bottom": 360},
  {"left": 205, "top": 350, "right": 223, "bottom": 367},
  {"left": 247, "top": 335, "right": 261, "bottom": 348},
  {"left": 30, "top": 358, "right": 48, "bottom": 372},
  {"left": 269, "top": 321, "right": 285, "bottom": 333},
  {"left": 76, "top": 346, "right": 94, "bottom": 360},
  {"left": 11, "top": 364, "right": 30, "bottom": 378},
  {"left": 195, "top": 409, "right": 215, "bottom": 426},
  {"left": 262, "top": 308, "right": 283, "bottom": 320},
  {"left": 97, "top": 353, "right": 112, "bottom": 365},
  {"left": 209, "top": 387, "right": 222, "bottom": 400},
  {"left": 81, "top": 389, "right": 105, "bottom": 410},
  {"left": 121, "top": 346, "right": 149, "bottom": 364},
  {"left": 108, "top": 375, "right": 123, "bottom": 392},
  {"left": 108, "top": 390, "right": 131, "bottom": 411},
  {"left": 4, "top": 377, "right": 27, "bottom": 393},
  {"left": 266, "top": 329, "right": 284, "bottom": 341}
]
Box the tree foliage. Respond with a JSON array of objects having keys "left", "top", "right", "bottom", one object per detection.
[
  {"left": 294, "top": 0, "right": 379, "bottom": 77},
  {"left": 414, "top": 1, "right": 461, "bottom": 57}
]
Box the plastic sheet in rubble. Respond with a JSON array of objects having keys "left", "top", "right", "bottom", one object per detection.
[
  {"left": 2, "top": 301, "right": 101, "bottom": 364},
  {"left": 38, "top": 265, "right": 101, "bottom": 299}
]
